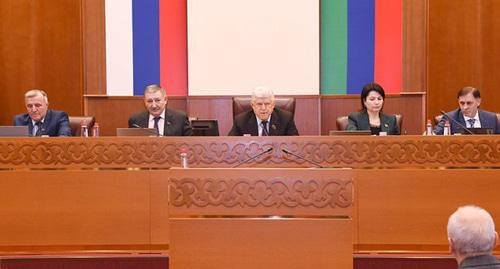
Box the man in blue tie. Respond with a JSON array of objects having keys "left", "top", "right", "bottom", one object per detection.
[
  {"left": 434, "top": 87, "right": 500, "bottom": 134},
  {"left": 228, "top": 87, "right": 299, "bottom": 136},
  {"left": 13, "top": 89, "right": 71, "bottom": 137}
]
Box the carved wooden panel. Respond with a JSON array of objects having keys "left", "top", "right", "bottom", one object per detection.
[
  {"left": 0, "top": 136, "right": 499, "bottom": 169},
  {"left": 168, "top": 168, "right": 353, "bottom": 217}
]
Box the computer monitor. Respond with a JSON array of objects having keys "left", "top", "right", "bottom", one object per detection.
[
  {"left": 0, "top": 126, "right": 29, "bottom": 137},
  {"left": 116, "top": 128, "right": 158, "bottom": 136},
  {"left": 460, "top": 128, "right": 494, "bottom": 135},
  {"left": 191, "top": 120, "right": 219, "bottom": 136}
]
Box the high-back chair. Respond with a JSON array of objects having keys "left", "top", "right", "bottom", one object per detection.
[
  {"left": 69, "top": 116, "right": 96, "bottom": 136},
  {"left": 232, "top": 97, "right": 296, "bottom": 118}
]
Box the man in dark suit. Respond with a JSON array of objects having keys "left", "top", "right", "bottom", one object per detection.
[
  {"left": 13, "top": 89, "right": 71, "bottom": 136},
  {"left": 434, "top": 87, "right": 500, "bottom": 134},
  {"left": 228, "top": 87, "right": 299, "bottom": 136},
  {"left": 447, "top": 205, "right": 500, "bottom": 269},
  {"left": 128, "top": 84, "right": 192, "bottom": 136}
]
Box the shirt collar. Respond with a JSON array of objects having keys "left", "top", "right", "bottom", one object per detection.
[
  {"left": 463, "top": 111, "right": 480, "bottom": 121},
  {"left": 149, "top": 109, "right": 166, "bottom": 121}
]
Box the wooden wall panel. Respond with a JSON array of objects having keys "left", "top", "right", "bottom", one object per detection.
[
  {"left": 0, "top": 170, "right": 154, "bottom": 252},
  {"left": 426, "top": 1, "right": 500, "bottom": 120},
  {"left": 82, "top": 0, "right": 106, "bottom": 95},
  {"left": 0, "top": 0, "right": 83, "bottom": 125},
  {"left": 478, "top": 0, "right": 500, "bottom": 113},
  {"left": 355, "top": 169, "right": 500, "bottom": 252},
  {"left": 402, "top": 0, "right": 428, "bottom": 93},
  {"left": 187, "top": 96, "right": 234, "bottom": 136}
]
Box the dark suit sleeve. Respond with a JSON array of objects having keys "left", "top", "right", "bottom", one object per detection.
[
  {"left": 391, "top": 115, "right": 400, "bottom": 135},
  {"left": 433, "top": 117, "right": 446, "bottom": 135},
  {"left": 128, "top": 115, "right": 139, "bottom": 128},
  {"left": 346, "top": 114, "right": 359, "bottom": 131},
  {"left": 13, "top": 115, "right": 22, "bottom": 126},
  {"left": 228, "top": 123, "right": 241, "bottom": 136},
  {"left": 57, "top": 112, "right": 72, "bottom": 136},
  {"left": 285, "top": 117, "right": 299, "bottom": 135},
  {"left": 182, "top": 116, "right": 193, "bottom": 136}
]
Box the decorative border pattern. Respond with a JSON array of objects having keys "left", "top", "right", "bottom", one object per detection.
[
  {"left": 169, "top": 177, "right": 353, "bottom": 209},
  {"left": 0, "top": 136, "right": 499, "bottom": 168}
]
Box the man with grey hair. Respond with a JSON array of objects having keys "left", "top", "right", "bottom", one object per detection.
[
  {"left": 447, "top": 205, "right": 500, "bottom": 268},
  {"left": 129, "top": 84, "right": 192, "bottom": 136},
  {"left": 228, "top": 87, "right": 299, "bottom": 136},
  {"left": 13, "top": 89, "right": 71, "bottom": 136}
]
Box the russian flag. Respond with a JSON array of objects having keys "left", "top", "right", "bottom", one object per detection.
[{"left": 105, "top": 0, "right": 187, "bottom": 96}]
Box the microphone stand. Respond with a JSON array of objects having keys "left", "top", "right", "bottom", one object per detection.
[
  {"left": 440, "top": 110, "right": 474, "bottom": 135},
  {"left": 282, "top": 149, "right": 323, "bottom": 168},
  {"left": 233, "top": 148, "right": 273, "bottom": 168}
]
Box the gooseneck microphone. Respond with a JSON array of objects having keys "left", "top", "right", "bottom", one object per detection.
[
  {"left": 233, "top": 147, "right": 273, "bottom": 168},
  {"left": 131, "top": 124, "right": 160, "bottom": 136},
  {"left": 439, "top": 110, "right": 474, "bottom": 135},
  {"left": 281, "top": 149, "right": 323, "bottom": 168}
]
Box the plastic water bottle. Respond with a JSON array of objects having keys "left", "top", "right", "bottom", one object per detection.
[
  {"left": 80, "top": 124, "right": 89, "bottom": 137},
  {"left": 180, "top": 150, "right": 189, "bottom": 168},
  {"left": 443, "top": 120, "right": 451, "bottom": 135},
  {"left": 426, "top": 119, "right": 433, "bottom": 135},
  {"left": 92, "top": 123, "right": 100, "bottom": 137}
]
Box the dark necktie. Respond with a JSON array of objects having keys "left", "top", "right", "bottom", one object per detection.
[
  {"left": 467, "top": 118, "right": 476, "bottom": 128},
  {"left": 153, "top": 116, "right": 161, "bottom": 136},
  {"left": 261, "top": 120, "right": 269, "bottom": 136},
  {"left": 34, "top": 121, "right": 43, "bottom": 136}
]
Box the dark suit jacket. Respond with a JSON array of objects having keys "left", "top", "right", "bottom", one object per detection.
[
  {"left": 346, "top": 111, "right": 400, "bottom": 135},
  {"left": 459, "top": 255, "right": 500, "bottom": 269},
  {"left": 434, "top": 109, "right": 500, "bottom": 135},
  {"left": 128, "top": 108, "right": 193, "bottom": 136},
  {"left": 13, "top": 109, "right": 72, "bottom": 137},
  {"left": 228, "top": 108, "right": 299, "bottom": 136}
]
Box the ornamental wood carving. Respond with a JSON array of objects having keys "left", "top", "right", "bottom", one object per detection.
[
  {"left": 167, "top": 168, "right": 353, "bottom": 216},
  {"left": 169, "top": 177, "right": 353, "bottom": 209},
  {"left": 0, "top": 136, "right": 498, "bottom": 169}
]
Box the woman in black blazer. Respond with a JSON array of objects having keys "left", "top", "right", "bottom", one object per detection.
[{"left": 346, "top": 83, "right": 400, "bottom": 135}]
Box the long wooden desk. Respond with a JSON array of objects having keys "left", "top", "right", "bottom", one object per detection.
[
  {"left": 0, "top": 136, "right": 499, "bottom": 257},
  {"left": 0, "top": 135, "right": 499, "bottom": 169}
]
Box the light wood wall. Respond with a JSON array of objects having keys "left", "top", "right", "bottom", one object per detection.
[
  {"left": 0, "top": 0, "right": 84, "bottom": 124},
  {"left": 427, "top": 0, "right": 500, "bottom": 118}
]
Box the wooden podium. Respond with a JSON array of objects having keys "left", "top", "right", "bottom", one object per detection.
[{"left": 168, "top": 168, "right": 353, "bottom": 269}]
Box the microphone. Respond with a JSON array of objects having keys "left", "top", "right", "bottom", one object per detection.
[
  {"left": 282, "top": 149, "right": 323, "bottom": 168},
  {"left": 439, "top": 110, "right": 474, "bottom": 135},
  {"left": 131, "top": 123, "right": 160, "bottom": 136},
  {"left": 233, "top": 147, "right": 273, "bottom": 168}
]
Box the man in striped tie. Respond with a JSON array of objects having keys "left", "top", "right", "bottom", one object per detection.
[
  {"left": 128, "top": 84, "right": 192, "bottom": 136},
  {"left": 228, "top": 87, "right": 299, "bottom": 136}
]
